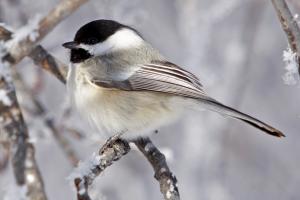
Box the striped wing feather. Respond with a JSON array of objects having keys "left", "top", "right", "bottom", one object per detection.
[{"left": 92, "top": 61, "right": 208, "bottom": 99}]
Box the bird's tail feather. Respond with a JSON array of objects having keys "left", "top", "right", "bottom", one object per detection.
[{"left": 201, "top": 99, "right": 285, "bottom": 137}]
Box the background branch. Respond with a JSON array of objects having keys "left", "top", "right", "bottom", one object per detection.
[
  {"left": 271, "top": 0, "right": 300, "bottom": 74},
  {"left": 134, "top": 138, "right": 180, "bottom": 200},
  {"left": 13, "top": 71, "right": 79, "bottom": 166},
  {"left": 1, "top": 27, "right": 47, "bottom": 200}
]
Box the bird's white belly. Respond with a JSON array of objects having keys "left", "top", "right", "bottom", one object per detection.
[{"left": 67, "top": 66, "right": 182, "bottom": 140}]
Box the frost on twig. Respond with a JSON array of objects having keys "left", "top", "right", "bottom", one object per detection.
[
  {"left": 271, "top": 0, "right": 300, "bottom": 75},
  {"left": 6, "top": 15, "right": 41, "bottom": 51},
  {"left": 134, "top": 138, "right": 180, "bottom": 200},
  {"left": 1, "top": 23, "right": 67, "bottom": 83},
  {"left": 3, "top": 0, "right": 89, "bottom": 64},
  {"left": 282, "top": 47, "right": 299, "bottom": 85},
  {"left": 70, "top": 138, "right": 130, "bottom": 200}
]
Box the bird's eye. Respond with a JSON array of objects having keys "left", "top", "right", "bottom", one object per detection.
[{"left": 86, "top": 38, "right": 99, "bottom": 44}]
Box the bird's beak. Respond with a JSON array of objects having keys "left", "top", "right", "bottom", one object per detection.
[{"left": 62, "top": 41, "right": 79, "bottom": 49}]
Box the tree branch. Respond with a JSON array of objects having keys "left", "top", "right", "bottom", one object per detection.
[
  {"left": 271, "top": 0, "right": 300, "bottom": 74},
  {"left": 0, "top": 60, "right": 48, "bottom": 200},
  {"left": 73, "top": 137, "right": 130, "bottom": 200},
  {"left": 4, "top": 0, "right": 89, "bottom": 65},
  {"left": 134, "top": 138, "right": 180, "bottom": 200}
]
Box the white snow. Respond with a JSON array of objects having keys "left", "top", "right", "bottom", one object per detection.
[
  {"left": 0, "top": 41, "right": 13, "bottom": 105},
  {"left": 4, "top": 14, "right": 41, "bottom": 53},
  {"left": 67, "top": 153, "right": 102, "bottom": 196},
  {"left": 67, "top": 153, "right": 101, "bottom": 181},
  {"left": 166, "top": 191, "right": 171, "bottom": 199},
  {"left": 144, "top": 142, "right": 154, "bottom": 152},
  {"left": 282, "top": 48, "right": 299, "bottom": 85},
  {"left": 26, "top": 173, "right": 36, "bottom": 184},
  {"left": 0, "top": 23, "right": 14, "bottom": 32},
  {"left": 165, "top": 178, "right": 176, "bottom": 199},
  {"left": 12, "top": 14, "right": 41, "bottom": 43},
  {"left": 160, "top": 147, "right": 174, "bottom": 163},
  {"left": 0, "top": 90, "right": 12, "bottom": 106}
]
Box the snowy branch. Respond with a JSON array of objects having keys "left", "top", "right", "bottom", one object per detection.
[
  {"left": 71, "top": 138, "right": 130, "bottom": 200},
  {"left": 3, "top": 0, "right": 89, "bottom": 65},
  {"left": 134, "top": 138, "right": 180, "bottom": 200},
  {"left": 1, "top": 25, "right": 67, "bottom": 84},
  {"left": 271, "top": 0, "right": 300, "bottom": 75},
  {"left": 0, "top": 60, "right": 47, "bottom": 200},
  {"left": 1, "top": 24, "right": 48, "bottom": 200}
]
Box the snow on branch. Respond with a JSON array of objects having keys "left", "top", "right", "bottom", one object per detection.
[
  {"left": 271, "top": 0, "right": 300, "bottom": 78},
  {"left": 282, "top": 47, "right": 299, "bottom": 84},
  {"left": 134, "top": 138, "right": 180, "bottom": 200},
  {"left": 71, "top": 138, "right": 130, "bottom": 200},
  {"left": 3, "top": 0, "right": 88, "bottom": 65}
]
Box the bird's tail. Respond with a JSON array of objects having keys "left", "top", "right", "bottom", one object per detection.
[{"left": 200, "top": 99, "right": 285, "bottom": 137}]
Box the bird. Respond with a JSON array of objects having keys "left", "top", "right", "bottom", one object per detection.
[{"left": 62, "top": 19, "right": 285, "bottom": 140}]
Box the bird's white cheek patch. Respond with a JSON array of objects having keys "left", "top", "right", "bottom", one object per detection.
[{"left": 80, "top": 28, "right": 143, "bottom": 56}]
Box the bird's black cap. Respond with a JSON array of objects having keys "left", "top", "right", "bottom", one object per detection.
[
  {"left": 74, "top": 19, "right": 132, "bottom": 45},
  {"left": 63, "top": 19, "right": 140, "bottom": 63}
]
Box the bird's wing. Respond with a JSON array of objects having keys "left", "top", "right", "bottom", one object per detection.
[
  {"left": 90, "top": 60, "right": 210, "bottom": 99},
  {"left": 89, "top": 60, "right": 285, "bottom": 138}
]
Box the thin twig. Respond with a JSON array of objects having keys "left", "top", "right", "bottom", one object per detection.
[
  {"left": 134, "top": 138, "right": 180, "bottom": 200},
  {"left": 271, "top": 0, "right": 300, "bottom": 74}
]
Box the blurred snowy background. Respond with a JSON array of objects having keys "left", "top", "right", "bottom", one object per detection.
[{"left": 1, "top": 0, "right": 300, "bottom": 199}]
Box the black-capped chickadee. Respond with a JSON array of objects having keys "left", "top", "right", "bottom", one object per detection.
[{"left": 63, "top": 19, "right": 285, "bottom": 140}]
